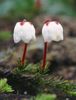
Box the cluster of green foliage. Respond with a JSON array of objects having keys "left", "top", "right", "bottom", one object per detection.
[
  {"left": 13, "top": 60, "right": 76, "bottom": 96},
  {"left": 13, "top": 59, "right": 49, "bottom": 75},
  {"left": 0, "top": 31, "right": 11, "bottom": 41},
  {"left": 0, "top": 78, "right": 13, "bottom": 93},
  {"left": 31, "top": 93, "right": 56, "bottom": 100},
  {"left": 44, "top": 79, "right": 76, "bottom": 96},
  {"left": 56, "top": 80, "right": 76, "bottom": 96},
  {"left": 0, "top": 61, "right": 76, "bottom": 97},
  {"left": 33, "top": 74, "right": 76, "bottom": 96},
  {"left": 13, "top": 60, "right": 40, "bottom": 75}
]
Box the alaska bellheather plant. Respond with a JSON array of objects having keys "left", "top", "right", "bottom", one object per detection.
[
  {"left": 13, "top": 19, "right": 36, "bottom": 65},
  {"left": 42, "top": 20, "right": 63, "bottom": 70}
]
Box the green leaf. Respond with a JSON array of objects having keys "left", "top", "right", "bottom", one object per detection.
[
  {"left": 31, "top": 94, "right": 56, "bottom": 100},
  {"left": 0, "top": 78, "right": 13, "bottom": 93}
]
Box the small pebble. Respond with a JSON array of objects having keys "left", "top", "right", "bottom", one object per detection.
[
  {"left": 66, "top": 98, "right": 69, "bottom": 100},
  {"left": 24, "top": 91, "right": 27, "bottom": 95}
]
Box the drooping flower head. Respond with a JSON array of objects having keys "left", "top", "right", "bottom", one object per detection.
[
  {"left": 13, "top": 19, "right": 36, "bottom": 43},
  {"left": 42, "top": 20, "right": 63, "bottom": 42},
  {"left": 13, "top": 19, "right": 36, "bottom": 65},
  {"left": 41, "top": 20, "right": 63, "bottom": 70}
]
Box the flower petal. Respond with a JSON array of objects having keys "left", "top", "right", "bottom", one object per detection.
[{"left": 13, "top": 22, "right": 22, "bottom": 43}]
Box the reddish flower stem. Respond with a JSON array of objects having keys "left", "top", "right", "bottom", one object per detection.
[
  {"left": 21, "top": 43, "right": 28, "bottom": 65},
  {"left": 42, "top": 42, "right": 48, "bottom": 70},
  {"left": 35, "top": 0, "right": 41, "bottom": 9}
]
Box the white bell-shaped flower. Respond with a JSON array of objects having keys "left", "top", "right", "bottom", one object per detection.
[
  {"left": 13, "top": 20, "right": 36, "bottom": 65},
  {"left": 42, "top": 21, "right": 63, "bottom": 42},
  {"left": 13, "top": 20, "right": 36, "bottom": 43},
  {"left": 41, "top": 20, "right": 64, "bottom": 70}
]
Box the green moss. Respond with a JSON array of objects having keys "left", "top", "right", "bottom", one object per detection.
[
  {"left": 0, "top": 78, "right": 13, "bottom": 93},
  {"left": 31, "top": 94, "right": 56, "bottom": 100}
]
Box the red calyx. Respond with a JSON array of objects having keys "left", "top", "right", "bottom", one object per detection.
[
  {"left": 44, "top": 20, "right": 51, "bottom": 26},
  {"left": 20, "top": 19, "right": 26, "bottom": 26}
]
